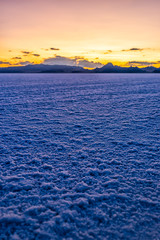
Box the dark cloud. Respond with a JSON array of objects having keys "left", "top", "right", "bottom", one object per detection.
[
  {"left": 43, "top": 55, "right": 103, "bottom": 68},
  {"left": 18, "top": 61, "right": 32, "bottom": 66},
  {"left": 130, "top": 48, "right": 143, "bottom": 51},
  {"left": 122, "top": 48, "right": 144, "bottom": 52},
  {"left": 50, "top": 48, "right": 60, "bottom": 51},
  {"left": 0, "top": 61, "right": 11, "bottom": 65},
  {"left": 21, "top": 51, "right": 31, "bottom": 55},
  {"left": 21, "top": 51, "right": 40, "bottom": 57},
  {"left": 128, "top": 61, "right": 159, "bottom": 66},
  {"left": 12, "top": 57, "right": 22, "bottom": 60},
  {"left": 44, "top": 48, "right": 60, "bottom": 51},
  {"left": 0, "top": 60, "right": 32, "bottom": 66},
  {"left": 32, "top": 54, "right": 40, "bottom": 57},
  {"left": 74, "top": 56, "right": 85, "bottom": 60}
]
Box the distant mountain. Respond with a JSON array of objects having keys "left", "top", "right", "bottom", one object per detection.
[
  {"left": 141, "top": 66, "right": 156, "bottom": 73},
  {"left": 92, "top": 63, "right": 144, "bottom": 73},
  {"left": 154, "top": 68, "right": 160, "bottom": 73},
  {"left": 0, "top": 63, "right": 159, "bottom": 73},
  {"left": 0, "top": 64, "right": 88, "bottom": 73}
]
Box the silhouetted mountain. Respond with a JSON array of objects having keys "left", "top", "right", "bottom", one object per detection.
[
  {"left": 127, "top": 67, "right": 144, "bottom": 73},
  {"left": 92, "top": 63, "right": 144, "bottom": 73},
  {"left": 0, "top": 63, "right": 159, "bottom": 73},
  {"left": 0, "top": 64, "right": 88, "bottom": 73},
  {"left": 154, "top": 68, "right": 160, "bottom": 73},
  {"left": 141, "top": 66, "right": 156, "bottom": 73}
]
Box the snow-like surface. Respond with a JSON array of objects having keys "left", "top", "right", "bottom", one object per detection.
[{"left": 0, "top": 74, "right": 159, "bottom": 240}]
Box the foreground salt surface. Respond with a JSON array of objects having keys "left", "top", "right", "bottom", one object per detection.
[{"left": 0, "top": 74, "right": 159, "bottom": 240}]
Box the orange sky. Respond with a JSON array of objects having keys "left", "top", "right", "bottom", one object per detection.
[{"left": 0, "top": 0, "right": 160, "bottom": 68}]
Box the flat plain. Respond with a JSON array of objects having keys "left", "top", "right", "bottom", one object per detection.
[{"left": 0, "top": 74, "right": 159, "bottom": 239}]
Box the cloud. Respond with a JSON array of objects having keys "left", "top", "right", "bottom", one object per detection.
[
  {"left": 18, "top": 61, "right": 32, "bottom": 66},
  {"left": 21, "top": 51, "right": 31, "bottom": 55},
  {"left": 122, "top": 48, "right": 144, "bottom": 52},
  {"left": 43, "top": 55, "right": 103, "bottom": 68},
  {"left": 44, "top": 48, "right": 60, "bottom": 51},
  {"left": 130, "top": 48, "right": 143, "bottom": 51},
  {"left": 128, "top": 61, "right": 159, "bottom": 66},
  {"left": 77, "top": 59, "right": 103, "bottom": 68},
  {"left": 12, "top": 57, "right": 22, "bottom": 60},
  {"left": 44, "top": 56, "right": 76, "bottom": 66},
  {"left": 0, "top": 61, "right": 11, "bottom": 65},
  {"left": 0, "top": 60, "right": 31, "bottom": 66},
  {"left": 50, "top": 48, "right": 60, "bottom": 51},
  {"left": 21, "top": 51, "right": 40, "bottom": 57},
  {"left": 32, "top": 54, "right": 40, "bottom": 57}
]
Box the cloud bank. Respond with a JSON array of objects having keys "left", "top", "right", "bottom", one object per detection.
[
  {"left": 18, "top": 61, "right": 32, "bottom": 66},
  {"left": 0, "top": 61, "right": 11, "bottom": 65},
  {"left": 43, "top": 56, "right": 103, "bottom": 68},
  {"left": 12, "top": 57, "right": 22, "bottom": 60},
  {"left": 128, "top": 61, "right": 160, "bottom": 66}
]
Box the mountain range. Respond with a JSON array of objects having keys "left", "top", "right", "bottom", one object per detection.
[{"left": 0, "top": 63, "right": 160, "bottom": 73}]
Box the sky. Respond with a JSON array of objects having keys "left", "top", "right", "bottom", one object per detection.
[{"left": 0, "top": 0, "right": 160, "bottom": 68}]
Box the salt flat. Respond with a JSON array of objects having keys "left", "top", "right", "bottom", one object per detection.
[{"left": 0, "top": 74, "right": 159, "bottom": 239}]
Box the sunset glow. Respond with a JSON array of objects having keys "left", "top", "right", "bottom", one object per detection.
[{"left": 1, "top": 0, "right": 160, "bottom": 68}]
